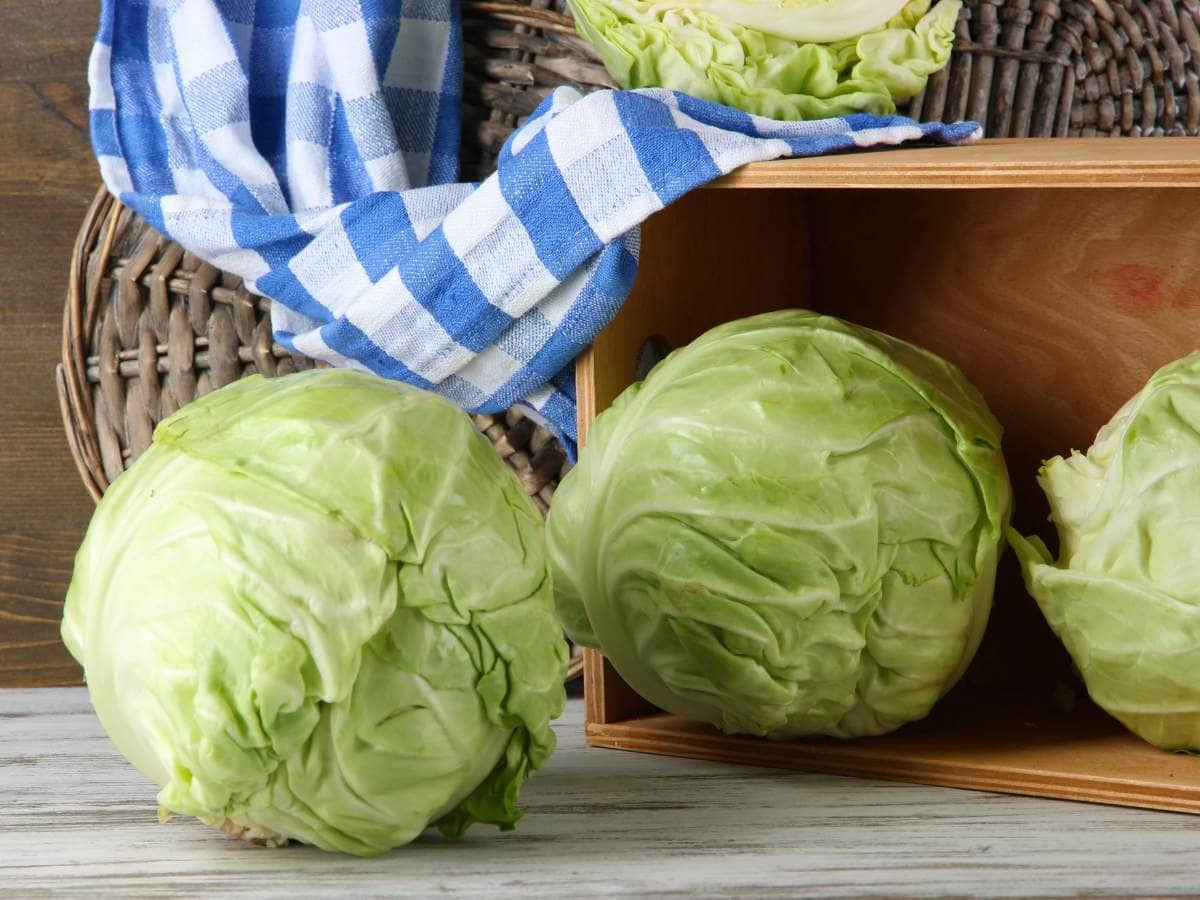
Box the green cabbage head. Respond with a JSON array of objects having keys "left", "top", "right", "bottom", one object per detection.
[
  {"left": 1010, "top": 352, "right": 1200, "bottom": 752},
  {"left": 62, "top": 370, "right": 567, "bottom": 856},
  {"left": 547, "top": 310, "right": 1010, "bottom": 738},
  {"left": 568, "top": 0, "right": 961, "bottom": 119}
]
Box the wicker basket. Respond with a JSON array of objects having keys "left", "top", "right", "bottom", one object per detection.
[
  {"left": 56, "top": 0, "right": 1200, "bottom": 683},
  {"left": 917, "top": 0, "right": 1200, "bottom": 136}
]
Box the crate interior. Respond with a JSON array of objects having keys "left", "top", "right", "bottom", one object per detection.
[{"left": 577, "top": 170, "right": 1200, "bottom": 811}]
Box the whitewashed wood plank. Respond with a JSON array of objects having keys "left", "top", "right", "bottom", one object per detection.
[{"left": 3, "top": 688, "right": 1200, "bottom": 897}]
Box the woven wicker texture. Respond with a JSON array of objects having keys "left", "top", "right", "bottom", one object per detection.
[
  {"left": 914, "top": 0, "right": 1200, "bottom": 136},
  {"left": 57, "top": 0, "right": 1200, "bottom": 684}
]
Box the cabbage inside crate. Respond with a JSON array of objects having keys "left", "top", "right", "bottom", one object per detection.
[{"left": 575, "top": 138, "right": 1200, "bottom": 813}]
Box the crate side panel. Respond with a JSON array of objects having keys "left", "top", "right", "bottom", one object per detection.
[
  {"left": 712, "top": 139, "right": 1200, "bottom": 189},
  {"left": 586, "top": 698, "right": 1200, "bottom": 815}
]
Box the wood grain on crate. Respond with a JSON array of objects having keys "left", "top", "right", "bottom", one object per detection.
[
  {"left": 586, "top": 701, "right": 1200, "bottom": 816},
  {"left": 0, "top": 1, "right": 97, "bottom": 688},
  {"left": 578, "top": 140, "right": 1200, "bottom": 445},
  {"left": 713, "top": 138, "right": 1200, "bottom": 189},
  {"left": 7, "top": 688, "right": 1200, "bottom": 897}
]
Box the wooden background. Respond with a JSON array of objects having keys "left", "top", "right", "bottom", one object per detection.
[{"left": 2, "top": 2, "right": 96, "bottom": 687}]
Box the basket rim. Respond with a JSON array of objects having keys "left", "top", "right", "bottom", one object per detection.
[
  {"left": 461, "top": 0, "right": 577, "bottom": 34},
  {"left": 58, "top": 185, "right": 119, "bottom": 504}
]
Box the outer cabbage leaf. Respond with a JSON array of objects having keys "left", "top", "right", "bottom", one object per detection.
[
  {"left": 1010, "top": 352, "right": 1200, "bottom": 751},
  {"left": 569, "top": 0, "right": 960, "bottom": 119},
  {"left": 62, "top": 370, "right": 567, "bottom": 856},
  {"left": 547, "top": 310, "right": 1010, "bottom": 738}
]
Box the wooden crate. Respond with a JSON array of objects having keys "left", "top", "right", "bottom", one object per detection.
[{"left": 576, "top": 138, "right": 1200, "bottom": 814}]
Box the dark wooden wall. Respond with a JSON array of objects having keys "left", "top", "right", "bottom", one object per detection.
[{"left": 2, "top": 2, "right": 98, "bottom": 686}]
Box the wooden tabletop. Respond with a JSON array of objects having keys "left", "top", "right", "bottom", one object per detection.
[
  {"left": 5, "top": 688, "right": 1200, "bottom": 897},
  {"left": 1, "top": 2, "right": 97, "bottom": 688}
]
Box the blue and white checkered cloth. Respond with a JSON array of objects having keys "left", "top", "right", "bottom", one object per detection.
[{"left": 89, "top": 0, "right": 980, "bottom": 457}]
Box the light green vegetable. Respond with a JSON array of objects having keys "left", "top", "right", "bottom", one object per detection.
[
  {"left": 62, "top": 370, "right": 567, "bottom": 856},
  {"left": 1009, "top": 352, "right": 1200, "bottom": 752},
  {"left": 568, "top": 0, "right": 961, "bottom": 119},
  {"left": 547, "top": 310, "right": 1010, "bottom": 738}
]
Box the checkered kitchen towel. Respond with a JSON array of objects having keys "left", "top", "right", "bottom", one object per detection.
[{"left": 89, "top": 0, "right": 980, "bottom": 457}]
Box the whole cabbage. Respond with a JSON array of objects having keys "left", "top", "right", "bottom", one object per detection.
[
  {"left": 62, "top": 370, "right": 567, "bottom": 856},
  {"left": 547, "top": 310, "right": 1010, "bottom": 738},
  {"left": 1010, "top": 352, "right": 1200, "bottom": 752},
  {"left": 568, "top": 0, "right": 961, "bottom": 120}
]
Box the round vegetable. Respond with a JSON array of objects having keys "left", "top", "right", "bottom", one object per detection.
[
  {"left": 1009, "top": 352, "right": 1200, "bottom": 752},
  {"left": 62, "top": 370, "right": 567, "bottom": 856},
  {"left": 568, "top": 0, "right": 961, "bottom": 120},
  {"left": 547, "top": 310, "right": 1010, "bottom": 738}
]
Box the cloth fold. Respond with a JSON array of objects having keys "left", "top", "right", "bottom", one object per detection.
[{"left": 89, "top": 0, "right": 980, "bottom": 457}]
